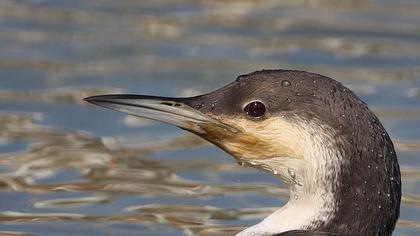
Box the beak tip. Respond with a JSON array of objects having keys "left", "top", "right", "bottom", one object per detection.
[
  {"left": 83, "top": 95, "right": 102, "bottom": 105},
  {"left": 83, "top": 97, "right": 93, "bottom": 105}
]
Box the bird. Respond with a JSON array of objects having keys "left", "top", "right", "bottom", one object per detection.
[{"left": 84, "top": 70, "right": 401, "bottom": 236}]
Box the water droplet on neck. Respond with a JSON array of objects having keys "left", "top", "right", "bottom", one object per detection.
[
  {"left": 273, "top": 170, "right": 278, "bottom": 175},
  {"left": 294, "top": 194, "right": 298, "bottom": 200},
  {"left": 286, "top": 98, "right": 291, "bottom": 103},
  {"left": 281, "top": 80, "right": 291, "bottom": 87},
  {"left": 288, "top": 168, "right": 295, "bottom": 178},
  {"left": 296, "top": 92, "right": 301, "bottom": 96},
  {"left": 368, "top": 165, "right": 371, "bottom": 169},
  {"left": 378, "top": 205, "right": 382, "bottom": 209}
]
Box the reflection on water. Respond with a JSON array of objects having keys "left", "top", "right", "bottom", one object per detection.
[{"left": 0, "top": 0, "right": 420, "bottom": 235}]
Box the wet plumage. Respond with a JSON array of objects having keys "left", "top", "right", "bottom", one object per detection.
[{"left": 85, "top": 70, "right": 401, "bottom": 236}]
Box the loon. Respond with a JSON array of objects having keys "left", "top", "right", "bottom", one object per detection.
[{"left": 84, "top": 70, "right": 401, "bottom": 236}]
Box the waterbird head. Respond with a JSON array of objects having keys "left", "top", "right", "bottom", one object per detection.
[{"left": 84, "top": 70, "right": 401, "bottom": 235}]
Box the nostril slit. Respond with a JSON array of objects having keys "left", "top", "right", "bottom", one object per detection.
[{"left": 161, "top": 102, "right": 174, "bottom": 106}]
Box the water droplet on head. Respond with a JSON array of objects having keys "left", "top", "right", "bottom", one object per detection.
[
  {"left": 387, "top": 193, "right": 391, "bottom": 198},
  {"left": 236, "top": 75, "right": 246, "bottom": 81},
  {"left": 296, "top": 92, "right": 301, "bottom": 96},
  {"left": 368, "top": 165, "right": 371, "bottom": 169},
  {"left": 377, "top": 191, "right": 381, "bottom": 195},
  {"left": 330, "top": 86, "right": 336, "bottom": 94},
  {"left": 286, "top": 98, "right": 291, "bottom": 103},
  {"left": 294, "top": 194, "right": 298, "bottom": 200},
  {"left": 382, "top": 132, "right": 386, "bottom": 136},
  {"left": 364, "top": 180, "right": 368, "bottom": 184},
  {"left": 378, "top": 205, "right": 382, "bottom": 209},
  {"left": 281, "top": 80, "right": 291, "bottom": 87},
  {"left": 273, "top": 170, "right": 278, "bottom": 175}
]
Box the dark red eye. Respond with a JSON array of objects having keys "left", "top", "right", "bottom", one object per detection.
[{"left": 244, "top": 101, "right": 266, "bottom": 118}]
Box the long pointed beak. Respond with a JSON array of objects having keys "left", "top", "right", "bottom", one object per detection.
[{"left": 84, "top": 94, "right": 239, "bottom": 135}]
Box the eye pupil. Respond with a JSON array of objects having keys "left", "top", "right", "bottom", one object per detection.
[{"left": 244, "top": 101, "right": 266, "bottom": 118}]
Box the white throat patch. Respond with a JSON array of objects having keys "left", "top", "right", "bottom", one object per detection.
[{"left": 230, "top": 117, "right": 344, "bottom": 236}]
